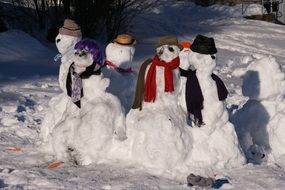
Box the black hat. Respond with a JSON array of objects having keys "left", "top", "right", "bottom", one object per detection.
[{"left": 190, "top": 34, "right": 217, "bottom": 55}]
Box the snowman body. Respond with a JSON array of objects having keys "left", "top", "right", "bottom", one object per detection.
[
  {"left": 42, "top": 41, "right": 126, "bottom": 165},
  {"left": 40, "top": 34, "right": 81, "bottom": 142},
  {"left": 185, "top": 51, "right": 245, "bottom": 169},
  {"left": 178, "top": 47, "right": 193, "bottom": 113},
  {"left": 126, "top": 45, "right": 192, "bottom": 174},
  {"left": 56, "top": 33, "right": 81, "bottom": 93},
  {"left": 232, "top": 56, "right": 285, "bottom": 163},
  {"left": 103, "top": 42, "right": 136, "bottom": 113}
]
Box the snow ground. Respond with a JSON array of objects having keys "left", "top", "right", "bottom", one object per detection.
[{"left": 1, "top": 1, "right": 285, "bottom": 189}]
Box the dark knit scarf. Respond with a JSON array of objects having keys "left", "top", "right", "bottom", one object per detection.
[
  {"left": 180, "top": 68, "right": 228, "bottom": 125},
  {"left": 66, "top": 62, "right": 101, "bottom": 108},
  {"left": 104, "top": 60, "right": 132, "bottom": 74},
  {"left": 144, "top": 55, "right": 180, "bottom": 102}
]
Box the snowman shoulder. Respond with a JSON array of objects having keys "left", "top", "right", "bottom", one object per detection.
[
  {"left": 211, "top": 73, "right": 228, "bottom": 101},
  {"left": 84, "top": 74, "right": 110, "bottom": 91}
]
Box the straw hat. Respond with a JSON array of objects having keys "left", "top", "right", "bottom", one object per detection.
[
  {"left": 113, "top": 34, "right": 136, "bottom": 46},
  {"left": 59, "top": 19, "right": 82, "bottom": 37},
  {"left": 155, "top": 36, "right": 183, "bottom": 50}
]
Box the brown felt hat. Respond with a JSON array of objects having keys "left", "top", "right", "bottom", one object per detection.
[
  {"left": 59, "top": 19, "right": 82, "bottom": 37},
  {"left": 155, "top": 36, "right": 183, "bottom": 50},
  {"left": 113, "top": 34, "right": 136, "bottom": 46}
]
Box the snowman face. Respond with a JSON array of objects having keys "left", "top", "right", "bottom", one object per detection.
[
  {"left": 156, "top": 45, "right": 180, "bottom": 63},
  {"left": 246, "top": 144, "right": 267, "bottom": 164},
  {"left": 73, "top": 49, "right": 93, "bottom": 69},
  {"left": 189, "top": 51, "right": 216, "bottom": 74},
  {"left": 105, "top": 43, "right": 135, "bottom": 68},
  {"left": 179, "top": 48, "right": 191, "bottom": 70},
  {"left": 55, "top": 34, "right": 81, "bottom": 54}
]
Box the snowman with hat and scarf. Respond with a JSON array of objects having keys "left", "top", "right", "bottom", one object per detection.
[
  {"left": 103, "top": 34, "right": 136, "bottom": 113},
  {"left": 124, "top": 36, "right": 192, "bottom": 173},
  {"left": 40, "top": 19, "right": 82, "bottom": 143},
  {"left": 41, "top": 38, "right": 127, "bottom": 166},
  {"left": 180, "top": 34, "right": 228, "bottom": 127},
  {"left": 181, "top": 34, "right": 245, "bottom": 169}
]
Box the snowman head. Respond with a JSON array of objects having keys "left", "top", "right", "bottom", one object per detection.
[
  {"left": 189, "top": 35, "right": 217, "bottom": 74},
  {"left": 189, "top": 51, "right": 217, "bottom": 74},
  {"left": 179, "top": 41, "right": 192, "bottom": 70},
  {"left": 56, "top": 34, "right": 81, "bottom": 54},
  {"left": 55, "top": 19, "right": 82, "bottom": 54},
  {"left": 246, "top": 144, "right": 267, "bottom": 164},
  {"left": 155, "top": 36, "right": 182, "bottom": 62},
  {"left": 73, "top": 39, "right": 103, "bottom": 74},
  {"left": 105, "top": 34, "right": 136, "bottom": 69}
]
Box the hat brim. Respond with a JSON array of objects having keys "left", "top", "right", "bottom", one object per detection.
[
  {"left": 155, "top": 43, "right": 183, "bottom": 51},
  {"left": 59, "top": 27, "right": 82, "bottom": 37},
  {"left": 190, "top": 45, "right": 217, "bottom": 55}
]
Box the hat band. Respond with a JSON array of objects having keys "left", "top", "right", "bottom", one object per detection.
[
  {"left": 62, "top": 26, "right": 81, "bottom": 31},
  {"left": 115, "top": 39, "right": 135, "bottom": 46}
]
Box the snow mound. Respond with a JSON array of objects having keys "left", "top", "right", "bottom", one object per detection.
[
  {"left": 232, "top": 55, "right": 285, "bottom": 164},
  {"left": 242, "top": 4, "right": 264, "bottom": 17},
  {"left": 242, "top": 55, "right": 285, "bottom": 101}
]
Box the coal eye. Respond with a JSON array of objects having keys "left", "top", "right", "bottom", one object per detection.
[
  {"left": 168, "top": 47, "right": 174, "bottom": 52},
  {"left": 81, "top": 51, "right": 87, "bottom": 56},
  {"left": 56, "top": 39, "right": 61, "bottom": 43},
  {"left": 211, "top": 55, "right": 216, "bottom": 59},
  {"left": 158, "top": 47, "right": 164, "bottom": 56}
]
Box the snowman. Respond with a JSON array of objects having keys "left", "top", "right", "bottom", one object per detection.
[
  {"left": 183, "top": 35, "right": 245, "bottom": 169},
  {"left": 232, "top": 55, "right": 285, "bottom": 164},
  {"left": 42, "top": 39, "right": 127, "bottom": 165},
  {"left": 178, "top": 41, "right": 192, "bottom": 114},
  {"left": 103, "top": 34, "right": 136, "bottom": 113},
  {"left": 40, "top": 19, "right": 82, "bottom": 142},
  {"left": 126, "top": 36, "right": 193, "bottom": 173},
  {"left": 55, "top": 19, "right": 82, "bottom": 92}
]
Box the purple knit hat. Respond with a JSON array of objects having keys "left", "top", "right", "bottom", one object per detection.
[{"left": 74, "top": 39, "right": 103, "bottom": 65}]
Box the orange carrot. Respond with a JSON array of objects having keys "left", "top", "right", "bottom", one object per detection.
[{"left": 47, "top": 161, "right": 64, "bottom": 169}]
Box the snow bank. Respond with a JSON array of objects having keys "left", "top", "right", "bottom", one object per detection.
[
  {"left": 242, "top": 4, "right": 265, "bottom": 16},
  {"left": 0, "top": 30, "right": 56, "bottom": 79}
]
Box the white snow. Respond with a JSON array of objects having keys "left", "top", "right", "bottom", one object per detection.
[{"left": 1, "top": 1, "right": 285, "bottom": 189}]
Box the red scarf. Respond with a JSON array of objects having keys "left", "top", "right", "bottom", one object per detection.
[
  {"left": 105, "top": 60, "right": 132, "bottom": 74},
  {"left": 144, "top": 55, "right": 180, "bottom": 102}
]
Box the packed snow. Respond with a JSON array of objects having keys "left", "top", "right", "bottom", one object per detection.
[{"left": 1, "top": 1, "right": 285, "bottom": 189}]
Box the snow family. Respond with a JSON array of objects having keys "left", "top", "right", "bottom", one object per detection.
[{"left": 40, "top": 19, "right": 285, "bottom": 179}]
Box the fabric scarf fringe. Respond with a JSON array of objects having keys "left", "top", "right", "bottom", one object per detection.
[{"left": 104, "top": 60, "right": 132, "bottom": 74}]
